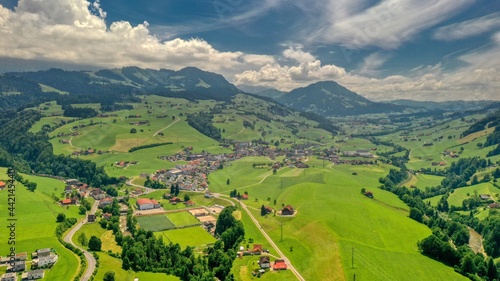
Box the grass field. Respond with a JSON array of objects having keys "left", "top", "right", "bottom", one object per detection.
[
  {"left": 72, "top": 221, "right": 122, "bottom": 254},
  {"left": 426, "top": 182, "right": 500, "bottom": 207},
  {"left": 137, "top": 214, "right": 175, "bottom": 231},
  {"left": 154, "top": 226, "right": 216, "bottom": 249},
  {"left": 209, "top": 160, "right": 468, "bottom": 281},
  {"left": 94, "top": 252, "right": 180, "bottom": 281},
  {"left": 232, "top": 256, "right": 297, "bottom": 281},
  {"left": 0, "top": 168, "right": 83, "bottom": 281},
  {"left": 133, "top": 190, "right": 232, "bottom": 211},
  {"left": 403, "top": 173, "right": 444, "bottom": 189},
  {"left": 166, "top": 211, "right": 200, "bottom": 227}
]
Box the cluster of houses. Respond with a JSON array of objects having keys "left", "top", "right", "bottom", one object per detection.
[
  {"left": 148, "top": 160, "right": 214, "bottom": 192},
  {"left": 237, "top": 244, "right": 288, "bottom": 276},
  {"left": 443, "top": 150, "right": 460, "bottom": 158},
  {"left": 116, "top": 160, "right": 139, "bottom": 168},
  {"left": 70, "top": 148, "right": 109, "bottom": 156},
  {"left": 0, "top": 249, "right": 57, "bottom": 280}
]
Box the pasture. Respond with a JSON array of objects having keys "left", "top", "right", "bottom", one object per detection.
[
  {"left": 0, "top": 168, "right": 83, "bottom": 281},
  {"left": 403, "top": 173, "right": 444, "bottom": 189},
  {"left": 426, "top": 182, "right": 500, "bottom": 207},
  {"left": 72, "top": 222, "right": 122, "bottom": 254},
  {"left": 154, "top": 226, "right": 216, "bottom": 249},
  {"left": 209, "top": 161, "right": 469, "bottom": 281},
  {"left": 136, "top": 214, "right": 175, "bottom": 232},
  {"left": 166, "top": 211, "right": 200, "bottom": 227}
]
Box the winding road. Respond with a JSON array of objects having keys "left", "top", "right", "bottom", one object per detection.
[{"left": 63, "top": 200, "right": 99, "bottom": 281}]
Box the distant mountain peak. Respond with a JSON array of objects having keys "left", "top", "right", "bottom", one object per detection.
[{"left": 277, "top": 80, "right": 405, "bottom": 116}]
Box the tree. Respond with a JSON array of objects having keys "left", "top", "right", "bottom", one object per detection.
[
  {"left": 409, "top": 208, "right": 423, "bottom": 223},
  {"left": 472, "top": 175, "right": 479, "bottom": 185},
  {"left": 56, "top": 213, "right": 66, "bottom": 222},
  {"left": 88, "top": 235, "right": 102, "bottom": 251},
  {"left": 487, "top": 258, "right": 498, "bottom": 281},
  {"left": 78, "top": 232, "right": 88, "bottom": 246},
  {"left": 477, "top": 143, "right": 483, "bottom": 148},
  {"left": 26, "top": 181, "right": 37, "bottom": 192},
  {"left": 261, "top": 205, "right": 267, "bottom": 216},
  {"left": 130, "top": 128, "right": 137, "bottom": 133},
  {"left": 226, "top": 178, "right": 230, "bottom": 185},
  {"left": 103, "top": 271, "right": 115, "bottom": 281},
  {"left": 175, "top": 184, "right": 180, "bottom": 196},
  {"left": 79, "top": 205, "right": 87, "bottom": 215},
  {"left": 184, "top": 194, "right": 191, "bottom": 202}
]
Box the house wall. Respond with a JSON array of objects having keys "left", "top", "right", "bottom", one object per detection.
[{"left": 138, "top": 203, "right": 154, "bottom": 210}]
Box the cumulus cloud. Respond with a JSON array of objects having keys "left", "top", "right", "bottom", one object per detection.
[
  {"left": 0, "top": 0, "right": 271, "bottom": 73},
  {"left": 234, "top": 45, "right": 347, "bottom": 91},
  {"left": 309, "top": 0, "right": 474, "bottom": 49},
  {"left": 434, "top": 13, "right": 500, "bottom": 41}
]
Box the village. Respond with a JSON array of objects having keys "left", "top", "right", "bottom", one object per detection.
[{"left": 0, "top": 248, "right": 58, "bottom": 281}]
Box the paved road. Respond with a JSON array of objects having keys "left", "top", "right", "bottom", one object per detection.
[
  {"left": 218, "top": 194, "right": 305, "bottom": 281},
  {"left": 63, "top": 200, "right": 99, "bottom": 281},
  {"left": 126, "top": 178, "right": 155, "bottom": 195}
]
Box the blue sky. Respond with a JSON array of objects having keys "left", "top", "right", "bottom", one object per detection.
[{"left": 0, "top": 0, "right": 498, "bottom": 101}]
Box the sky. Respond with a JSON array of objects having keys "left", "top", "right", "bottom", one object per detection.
[{"left": 0, "top": 0, "right": 499, "bottom": 101}]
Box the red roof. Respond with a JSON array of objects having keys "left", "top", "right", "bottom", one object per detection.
[
  {"left": 151, "top": 199, "right": 159, "bottom": 205},
  {"left": 61, "top": 199, "right": 71, "bottom": 204},
  {"left": 137, "top": 198, "right": 153, "bottom": 205},
  {"left": 273, "top": 260, "right": 287, "bottom": 270},
  {"left": 0, "top": 181, "right": 6, "bottom": 187},
  {"left": 241, "top": 194, "right": 249, "bottom": 200}
]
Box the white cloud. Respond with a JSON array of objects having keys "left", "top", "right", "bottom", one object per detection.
[
  {"left": 310, "top": 0, "right": 474, "bottom": 49},
  {"left": 0, "top": 0, "right": 269, "bottom": 74},
  {"left": 234, "top": 46, "right": 347, "bottom": 91},
  {"left": 434, "top": 12, "right": 500, "bottom": 41},
  {"left": 356, "top": 52, "right": 390, "bottom": 76}
]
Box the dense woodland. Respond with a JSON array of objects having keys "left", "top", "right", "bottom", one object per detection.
[{"left": 186, "top": 112, "right": 222, "bottom": 140}]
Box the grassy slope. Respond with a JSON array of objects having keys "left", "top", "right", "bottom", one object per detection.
[
  {"left": 403, "top": 173, "right": 444, "bottom": 189},
  {"left": 426, "top": 182, "right": 500, "bottom": 207},
  {"left": 154, "top": 227, "right": 216, "bottom": 249},
  {"left": 72, "top": 222, "right": 122, "bottom": 254},
  {"left": 209, "top": 160, "right": 468, "bottom": 281},
  {"left": 0, "top": 168, "right": 83, "bottom": 281}
]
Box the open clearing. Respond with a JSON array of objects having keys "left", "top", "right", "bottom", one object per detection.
[
  {"left": 137, "top": 214, "right": 175, "bottom": 231},
  {"left": 166, "top": 211, "right": 200, "bottom": 227},
  {"left": 155, "top": 226, "right": 216, "bottom": 249}
]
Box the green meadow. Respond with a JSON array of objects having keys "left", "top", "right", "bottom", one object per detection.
[
  {"left": 154, "top": 226, "right": 216, "bottom": 249},
  {"left": 426, "top": 182, "right": 500, "bottom": 207},
  {"left": 0, "top": 168, "right": 83, "bottom": 281},
  {"left": 209, "top": 160, "right": 468, "bottom": 281},
  {"left": 136, "top": 215, "right": 175, "bottom": 232},
  {"left": 72, "top": 222, "right": 122, "bottom": 254},
  {"left": 403, "top": 173, "right": 444, "bottom": 189},
  {"left": 166, "top": 211, "right": 200, "bottom": 227},
  {"left": 94, "top": 252, "right": 180, "bottom": 281}
]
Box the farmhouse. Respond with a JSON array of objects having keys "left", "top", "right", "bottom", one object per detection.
[
  {"left": 251, "top": 244, "right": 263, "bottom": 254},
  {"left": 281, "top": 205, "right": 295, "bottom": 216},
  {"left": 136, "top": 198, "right": 160, "bottom": 210},
  {"left": 273, "top": 259, "right": 287, "bottom": 270},
  {"left": 0, "top": 181, "right": 6, "bottom": 189},
  {"left": 169, "top": 197, "right": 182, "bottom": 204},
  {"left": 0, "top": 273, "right": 16, "bottom": 281},
  {"left": 87, "top": 214, "right": 96, "bottom": 222},
  {"left": 185, "top": 200, "right": 195, "bottom": 207},
  {"left": 364, "top": 191, "right": 374, "bottom": 198},
  {"left": 98, "top": 197, "right": 114, "bottom": 208},
  {"left": 21, "top": 270, "right": 44, "bottom": 280},
  {"left": 479, "top": 194, "right": 491, "bottom": 201},
  {"left": 258, "top": 256, "right": 271, "bottom": 269},
  {"left": 60, "top": 198, "right": 72, "bottom": 205}
]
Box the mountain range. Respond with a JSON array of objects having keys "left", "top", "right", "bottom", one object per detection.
[{"left": 1, "top": 66, "right": 493, "bottom": 117}]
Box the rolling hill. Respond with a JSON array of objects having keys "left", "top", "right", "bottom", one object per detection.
[{"left": 276, "top": 81, "right": 406, "bottom": 116}]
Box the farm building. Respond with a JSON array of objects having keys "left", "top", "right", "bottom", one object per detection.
[
  {"left": 273, "top": 259, "right": 287, "bottom": 270},
  {"left": 98, "top": 197, "right": 114, "bottom": 208},
  {"left": 60, "top": 199, "right": 72, "bottom": 205},
  {"left": 0, "top": 181, "right": 6, "bottom": 189},
  {"left": 364, "top": 191, "right": 374, "bottom": 198},
  {"left": 136, "top": 198, "right": 160, "bottom": 210},
  {"left": 258, "top": 256, "right": 270, "bottom": 269},
  {"left": 281, "top": 205, "right": 295, "bottom": 216},
  {"left": 251, "top": 244, "right": 263, "bottom": 254}
]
